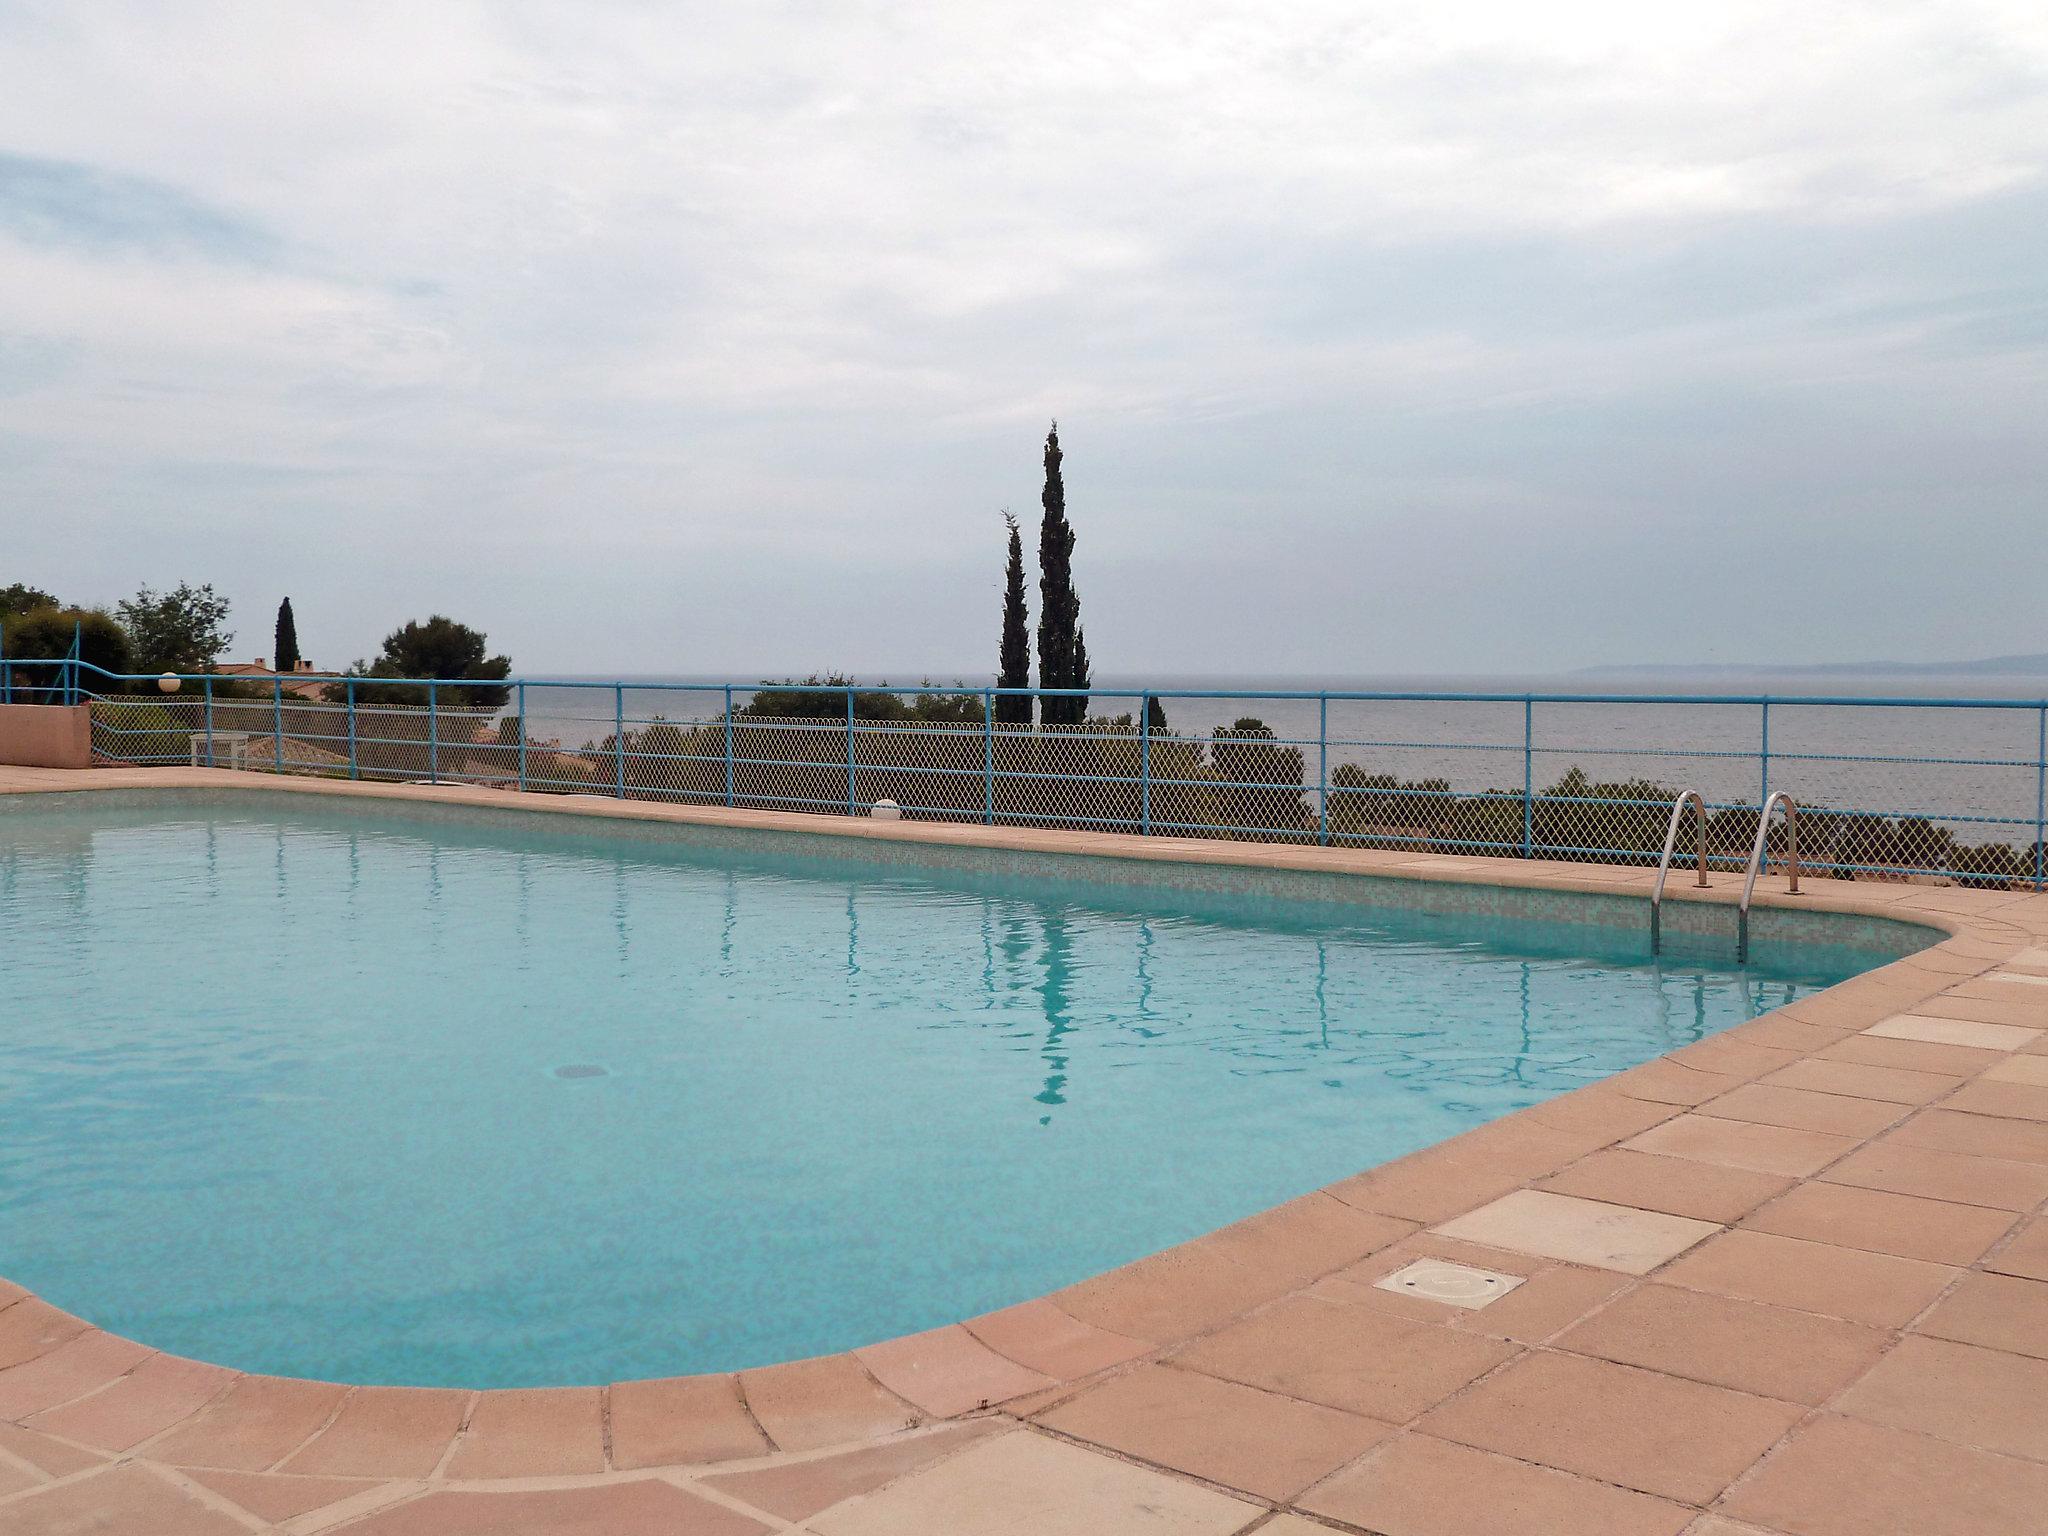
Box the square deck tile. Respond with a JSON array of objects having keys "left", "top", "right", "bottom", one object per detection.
[
  {"left": 1987, "top": 1216, "right": 2048, "bottom": 1281},
  {"left": 1431, "top": 1190, "right": 1718, "bottom": 1274},
  {"left": 1833, "top": 1335, "right": 2048, "bottom": 1462},
  {"left": 1818, "top": 1138, "right": 2048, "bottom": 1211},
  {"left": 805, "top": 1429, "right": 1258, "bottom": 1536},
  {"left": 1698, "top": 1082, "right": 1905, "bottom": 1138},
  {"left": 608, "top": 1375, "right": 771, "bottom": 1467},
  {"left": 1865, "top": 1014, "right": 2041, "bottom": 1050},
  {"left": 1622, "top": 1114, "right": 1854, "bottom": 1178},
  {"left": 1417, "top": 1349, "right": 1802, "bottom": 1505},
  {"left": 1657, "top": 1228, "right": 1957, "bottom": 1328},
  {"left": 1740, "top": 1182, "right": 2017, "bottom": 1265},
  {"left": 1720, "top": 1413, "right": 2048, "bottom": 1536},
  {"left": 1036, "top": 1362, "right": 1392, "bottom": 1501},
  {"left": 1913, "top": 1271, "right": 2048, "bottom": 1359},
  {"left": 1537, "top": 1149, "right": 1792, "bottom": 1225}
]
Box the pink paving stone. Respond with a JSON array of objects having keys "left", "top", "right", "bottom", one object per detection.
[
  {"left": 278, "top": 1386, "right": 470, "bottom": 1479},
  {"left": 854, "top": 1324, "right": 1056, "bottom": 1417},
  {"left": 608, "top": 1374, "right": 771, "bottom": 1467},
  {"left": 961, "top": 1299, "right": 1151, "bottom": 1380},
  {"left": 0, "top": 1331, "right": 151, "bottom": 1419},
  {"left": 0, "top": 1418, "right": 108, "bottom": 1479},
  {"left": 1, "top": 1462, "right": 250, "bottom": 1536},
  {"left": 441, "top": 1386, "right": 604, "bottom": 1478},
  {"left": 739, "top": 1354, "right": 919, "bottom": 1452},
  {"left": 0, "top": 1298, "right": 89, "bottom": 1373},
  {"left": 24, "top": 1353, "right": 234, "bottom": 1452},
  {"left": 183, "top": 1466, "right": 380, "bottom": 1523},
  {"left": 149, "top": 1373, "right": 352, "bottom": 1470},
  {"left": 702, "top": 1420, "right": 1005, "bottom": 1522},
  {"left": 323, "top": 1478, "right": 772, "bottom": 1535}
]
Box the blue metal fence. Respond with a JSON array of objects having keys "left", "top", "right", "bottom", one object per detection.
[{"left": 12, "top": 653, "right": 2048, "bottom": 889}]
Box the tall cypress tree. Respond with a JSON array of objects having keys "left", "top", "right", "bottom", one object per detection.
[
  {"left": 274, "top": 597, "right": 300, "bottom": 673},
  {"left": 1035, "top": 422, "right": 1089, "bottom": 726},
  {"left": 996, "top": 512, "right": 1032, "bottom": 724}
]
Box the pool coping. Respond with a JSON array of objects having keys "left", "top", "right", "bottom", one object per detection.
[{"left": 4, "top": 764, "right": 2047, "bottom": 1534}]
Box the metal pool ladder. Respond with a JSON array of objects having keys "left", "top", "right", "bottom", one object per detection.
[
  {"left": 1650, "top": 790, "right": 1709, "bottom": 955},
  {"left": 1737, "top": 792, "right": 1800, "bottom": 964}
]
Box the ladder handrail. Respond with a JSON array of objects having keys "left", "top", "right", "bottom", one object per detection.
[
  {"left": 1649, "top": 789, "right": 1709, "bottom": 954},
  {"left": 1737, "top": 792, "right": 1800, "bottom": 962}
]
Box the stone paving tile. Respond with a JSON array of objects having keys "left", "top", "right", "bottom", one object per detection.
[
  {"left": 0, "top": 1418, "right": 107, "bottom": 1479},
  {"left": 1053, "top": 1238, "right": 1305, "bottom": 1346},
  {"left": 1553, "top": 1283, "right": 1889, "bottom": 1405},
  {"left": 1, "top": 1462, "right": 249, "bottom": 1536},
  {"left": 855, "top": 1324, "right": 1053, "bottom": 1417},
  {"left": 1037, "top": 1361, "right": 1393, "bottom": 1501},
  {"left": 1944, "top": 1079, "right": 2048, "bottom": 1122},
  {"left": 0, "top": 1300, "right": 88, "bottom": 1374},
  {"left": 609, "top": 1374, "right": 771, "bottom": 1466},
  {"left": 1170, "top": 1292, "right": 1513, "bottom": 1424},
  {"left": 1914, "top": 993, "right": 2048, "bottom": 1029},
  {"left": 1719, "top": 1413, "right": 2048, "bottom": 1536},
  {"left": 1757, "top": 1058, "right": 1962, "bottom": 1106},
  {"left": 1604, "top": 1059, "right": 1748, "bottom": 1108},
  {"left": 960, "top": 1298, "right": 1150, "bottom": 1380},
  {"left": 1538, "top": 1150, "right": 1793, "bottom": 1225},
  {"left": 1622, "top": 1114, "right": 1855, "bottom": 1177},
  {"left": 1889, "top": 1105, "right": 2048, "bottom": 1164},
  {"left": 1740, "top": 1181, "right": 2018, "bottom": 1265},
  {"left": 0, "top": 1331, "right": 152, "bottom": 1420},
  {"left": 182, "top": 1466, "right": 379, "bottom": 1523},
  {"left": 1818, "top": 1137, "right": 2048, "bottom": 1210},
  {"left": 804, "top": 1429, "right": 1259, "bottom": 1535},
  {"left": 1864, "top": 1013, "right": 2039, "bottom": 1050},
  {"left": 1418, "top": 1349, "right": 1802, "bottom": 1505},
  {"left": 1833, "top": 1334, "right": 2048, "bottom": 1462},
  {"left": 1986, "top": 1215, "right": 2048, "bottom": 1281},
  {"left": 1816, "top": 1032, "right": 2004, "bottom": 1076},
  {"left": 1657, "top": 1228, "right": 1957, "bottom": 1329},
  {"left": 1696, "top": 1082, "right": 1905, "bottom": 1138},
  {"left": 1329, "top": 1238, "right": 1631, "bottom": 1343},
  {"left": 441, "top": 1385, "right": 603, "bottom": 1478},
  {"left": 279, "top": 1386, "right": 468, "bottom": 1479},
  {"left": 1984, "top": 1054, "right": 2048, "bottom": 1085},
  {"left": 739, "top": 1355, "right": 918, "bottom": 1453},
  {"left": 702, "top": 1421, "right": 1001, "bottom": 1523},
  {"left": 1297, "top": 1431, "right": 1694, "bottom": 1536},
  {"left": 1912, "top": 1270, "right": 2048, "bottom": 1359},
  {"left": 1432, "top": 1190, "right": 1718, "bottom": 1274},
  {"left": 327, "top": 1478, "right": 772, "bottom": 1534},
  {"left": 23, "top": 1352, "right": 234, "bottom": 1452},
  {"left": 1325, "top": 1119, "right": 1594, "bottom": 1225},
  {"left": 149, "top": 1374, "right": 352, "bottom": 1470}
]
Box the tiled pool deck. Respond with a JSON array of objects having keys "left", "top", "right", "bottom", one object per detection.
[{"left": 5, "top": 767, "right": 2048, "bottom": 1535}]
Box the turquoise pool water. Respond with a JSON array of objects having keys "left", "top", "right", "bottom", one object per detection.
[{"left": 0, "top": 794, "right": 1905, "bottom": 1387}]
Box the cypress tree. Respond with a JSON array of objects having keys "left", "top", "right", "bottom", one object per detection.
[
  {"left": 274, "top": 597, "right": 300, "bottom": 674},
  {"left": 1036, "top": 422, "right": 1089, "bottom": 726},
  {"left": 996, "top": 512, "right": 1032, "bottom": 725}
]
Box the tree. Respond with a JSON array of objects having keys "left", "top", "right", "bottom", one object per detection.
[
  {"left": 0, "top": 583, "right": 59, "bottom": 626},
  {"left": 1035, "top": 422, "right": 1090, "bottom": 726},
  {"left": 1145, "top": 695, "right": 1168, "bottom": 731},
  {"left": 327, "top": 615, "right": 512, "bottom": 709},
  {"left": 115, "top": 583, "right": 233, "bottom": 675},
  {"left": 996, "top": 511, "right": 1031, "bottom": 725},
  {"left": 3, "top": 607, "right": 131, "bottom": 696},
  {"left": 274, "top": 598, "right": 300, "bottom": 674}
]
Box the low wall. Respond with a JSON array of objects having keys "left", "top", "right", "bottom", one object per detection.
[{"left": 0, "top": 704, "right": 91, "bottom": 768}]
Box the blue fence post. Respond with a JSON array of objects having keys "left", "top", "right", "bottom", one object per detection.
[
  {"left": 1521, "top": 697, "right": 1535, "bottom": 858},
  {"left": 1760, "top": 700, "right": 1771, "bottom": 803},
  {"left": 1, "top": 624, "right": 9, "bottom": 704},
  {"left": 515, "top": 682, "right": 527, "bottom": 791},
  {"left": 723, "top": 685, "right": 735, "bottom": 808},
  {"left": 345, "top": 679, "right": 357, "bottom": 779},
  {"left": 845, "top": 689, "right": 856, "bottom": 814},
  {"left": 983, "top": 690, "right": 995, "bottom": 826},
  {"left": 614, "top": 683, "right": 626, "bottom": 798},
  {"left": 204, "top": 675, "right": 214, "bottom": 767},
  {"left": 2036, "top": 705, "right": 2046, "bottom": 893},
  {"left": 1317, "top": 693, "right": 1329, "bottom": 846},
  {"left": 1140, "top": 691, "right": 1153, "bottom": 836},
  {"left": 272, "top": 678, "right": 284, "bottom": 774},
  {"left": 427, "top": 681, "right": 438, "bottom": 784},
  {"left": 70, "top": 620, "right": 81, "bottom": 707}
]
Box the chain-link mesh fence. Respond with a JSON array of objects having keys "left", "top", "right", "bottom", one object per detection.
[{"left": 75, "top": 677, "right": 2048, "bottom": 891}]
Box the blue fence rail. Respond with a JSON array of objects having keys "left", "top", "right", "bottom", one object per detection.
[{"left": 8, "top": 654, "right": 2047, "bottom": 889}]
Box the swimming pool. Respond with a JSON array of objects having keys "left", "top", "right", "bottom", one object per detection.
[{"left": 0, "top": 791, "right": 1927, "bottom": 1387}]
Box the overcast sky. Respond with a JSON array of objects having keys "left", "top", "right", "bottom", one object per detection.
[{"left": 2, "top": 2, "right": 2044, "bottom": 678}]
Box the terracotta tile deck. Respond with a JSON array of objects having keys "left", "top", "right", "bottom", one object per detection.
[{"left": 3, "top": 765, "right": 2048, "bottom": 1532}]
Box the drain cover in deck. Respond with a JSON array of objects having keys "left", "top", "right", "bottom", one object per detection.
[{"left": 1374, "top": 1258, "right": 1524, "bottom": 1310}]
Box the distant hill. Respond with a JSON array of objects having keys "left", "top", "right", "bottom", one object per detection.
[{"left": 1579, "top": 654, "right": 2048, "bottom": 679}]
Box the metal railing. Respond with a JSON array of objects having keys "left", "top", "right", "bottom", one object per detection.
[
  {"left": 8, "top": 655, "right": 2048, "bottom": 891},
  {"left": 1738, "top": 793, "right": 1802, "bottom": 962},
  {"left": 1649, "top": 789, "right": 1709, "bottom": 953}
]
